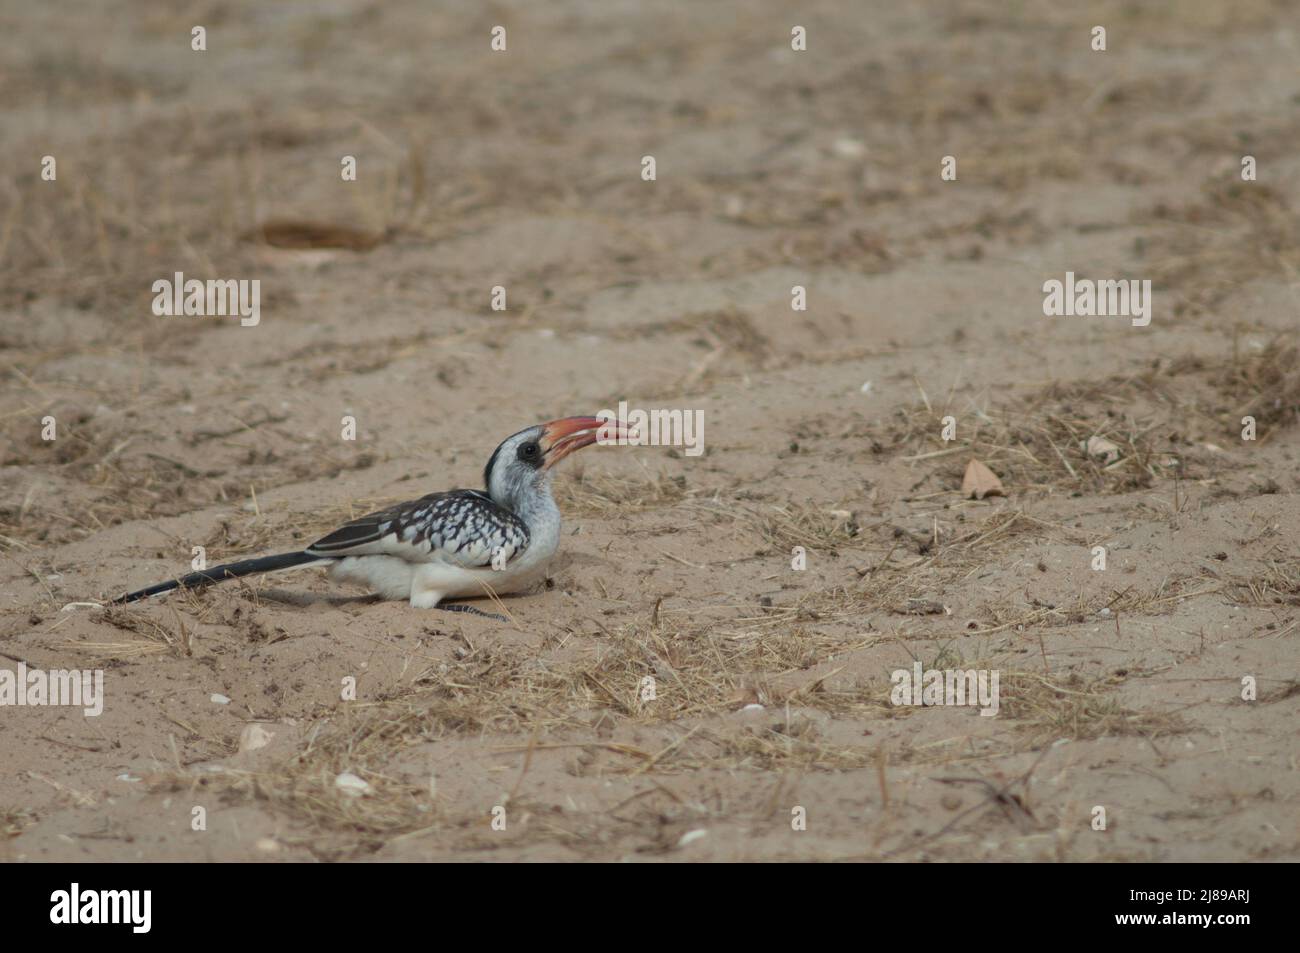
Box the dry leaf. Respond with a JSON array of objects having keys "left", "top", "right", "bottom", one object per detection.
[
  {"left": 238, "top": 723, "right": 276, "bottom": 753},
  {"left": 962, "top": 458, "right": 1004, "bottom": 499}
]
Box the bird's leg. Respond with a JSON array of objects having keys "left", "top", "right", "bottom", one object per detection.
[{"left": 436, "top": 603, "right": 507, "bottom": 622}]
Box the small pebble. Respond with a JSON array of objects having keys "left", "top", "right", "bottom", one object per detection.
[
  {"left": 335, "top": 772, "right": 372, "bottom": 797},
  {"left": 677, "top": 829, "right": 708, "bottom": 848}
]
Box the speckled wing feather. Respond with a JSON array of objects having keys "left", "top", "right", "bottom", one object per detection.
[{"left": 306, "top": 490, "right": 529, "bottom": 569}]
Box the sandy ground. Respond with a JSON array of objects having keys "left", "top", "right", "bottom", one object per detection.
[{"left": 1, "top": 0, "right": 1297, "bottom": 862}]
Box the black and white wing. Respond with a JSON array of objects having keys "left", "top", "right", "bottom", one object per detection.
[{"left": 306, "top": 490, "right": 529, "bottom": 569}]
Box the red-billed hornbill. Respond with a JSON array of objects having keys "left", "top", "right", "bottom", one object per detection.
[{"left": 112, "top": 416, "right": 630, "bottom": 618}]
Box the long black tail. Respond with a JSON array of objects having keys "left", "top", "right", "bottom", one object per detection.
[{"left": 113, "top": 551, "right": 326, "bottom": 604}]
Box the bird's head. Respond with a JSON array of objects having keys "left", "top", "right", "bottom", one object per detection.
[{"left": 484, "top": 416, "right": 631, "bottom": 512}]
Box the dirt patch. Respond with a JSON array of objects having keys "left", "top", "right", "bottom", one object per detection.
[{"left": 1, "top": 0, "right": 1297, "bottom": 862}]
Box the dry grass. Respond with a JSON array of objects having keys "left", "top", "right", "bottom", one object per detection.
[
  {"left": 684, "top": 497, "right": 865, "bottom": 553},
  {"left": 139, "top": 619, "right": 887, "bottom": 851},
  {"left": 970, "top": 574, "right": 1212, "bottom": 635},
  {"left": 785, "top": 509, "right": 1089, "bottom": 622},
  {"left": 0, "top": 111, "right": 427, "bottom": 314},
  {"left": 76, "top": 605, "right": 194, "bottom": 658},
  {"left": 1214, "top": 338, "right": 1300, "bottom": 433},
  {"left": 998, "top": 671, "right": 1186, "bottom": 747},
  {"left": 680, "top": 722, "right": 875, "bottom": 772},
  {"left": 1215, "top": 555, "right": 1300, "bottom": 607},
  {"left": 0, "top": 404, "right": 382, "bottom": 548},
  {"left": 131, "top": 605, "right": 1199, "bottom": 857},
  {"left": 890, "top": 338, "right": 1297, "bottom": 497},
  {"left": 1147, "top": 179, "right": 1300, "bottom": 315},
  {"left": 553, "top": 469, "right": 688, "bottom": 518},
  {"left": 746, "top": 502, "right": 862, "bottom": 551}
]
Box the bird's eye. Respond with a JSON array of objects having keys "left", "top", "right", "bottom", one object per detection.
[{"left": 518, "top": 441, "right": 540, "bottom": 461}]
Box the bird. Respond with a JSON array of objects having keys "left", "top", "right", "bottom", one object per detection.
[{"left": 111, "top": 416, "right": 631, "bottom": 617}]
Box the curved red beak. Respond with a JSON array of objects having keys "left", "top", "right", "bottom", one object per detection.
[{"left": 540, "top": 415, "right": 633, "bottom": 469}]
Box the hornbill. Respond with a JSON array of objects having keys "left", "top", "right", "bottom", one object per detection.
[{"left": 112, "top": 416, "right": 630, "bottom": 617}]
